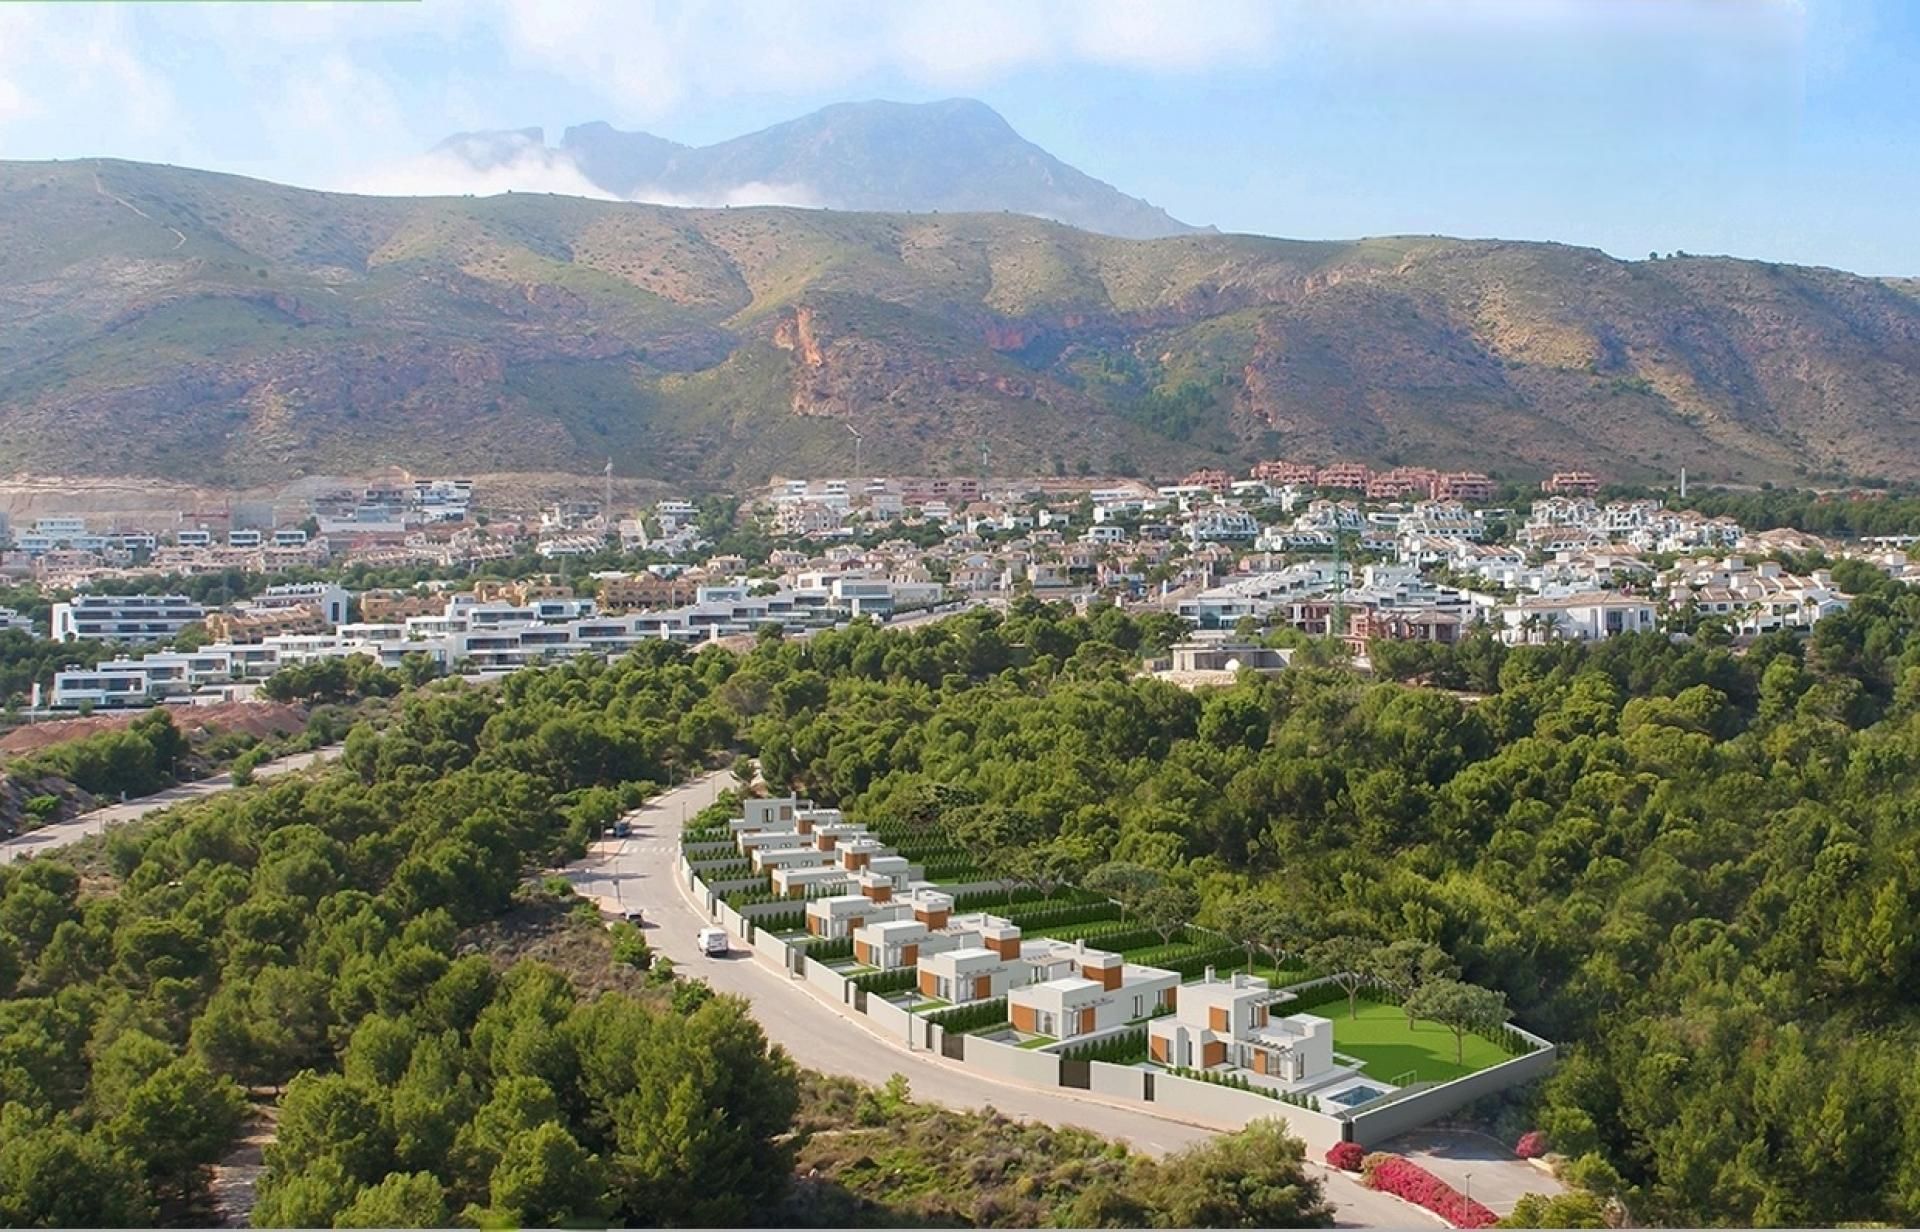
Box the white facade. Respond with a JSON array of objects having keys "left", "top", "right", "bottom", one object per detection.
[{"left": 51, "top": 594, "right": 206, "bottom": 644}]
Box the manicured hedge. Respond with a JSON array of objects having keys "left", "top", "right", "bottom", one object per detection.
[
  {"left": 927, "top": 997, "right": 1009, "bottom": 1034},
  {"left": 853, "top": 967, "right": 918, "bottom": 995},
  {"left": 1059, "top": 1028, "right": 1148, "bottom": 1065},
  {"left": 806, "top": 936, "right": 854, "bottom": 962}
]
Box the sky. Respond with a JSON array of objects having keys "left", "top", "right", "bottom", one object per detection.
[{"left": 0, "top": 0, "right": 1916, "bottom": 273}]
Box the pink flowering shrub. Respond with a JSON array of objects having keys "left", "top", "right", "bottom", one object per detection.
[
  {"left": 1515, "top": 1130, "right": 1549, "bottom": 1159},
  {"left": 1325, "top": 1141, "right": 1366, "bottom": 1171},
  {"left": 1365, "top": 1155, "right": 1499, "bottom": 1229}
]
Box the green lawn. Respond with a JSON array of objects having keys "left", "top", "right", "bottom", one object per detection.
[{"left": 1325, "top": 998, "right": 1510, "bottom": 1084}]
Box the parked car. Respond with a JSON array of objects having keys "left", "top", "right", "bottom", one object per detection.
[
  {"left": 622, "top": 909, "right": 644, "bottom": 927},
  {"left": 698, "top": 927, "right": 729, "bottom": 957}
]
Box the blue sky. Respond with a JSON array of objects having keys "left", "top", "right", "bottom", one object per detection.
[{"left": 1, "top": 0, "right": 1915, "bottom": 273}]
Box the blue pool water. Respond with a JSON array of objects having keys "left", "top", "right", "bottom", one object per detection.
[{"left": 1326, "top": 1084, "right": 1387, "bottom": 1107}]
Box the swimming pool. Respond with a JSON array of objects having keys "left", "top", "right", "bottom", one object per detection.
[{"left": 1324, "top": 1083, "right": 1388, "bottom": 1107}]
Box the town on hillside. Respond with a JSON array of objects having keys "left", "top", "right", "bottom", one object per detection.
[{"left": 4, "top": 459, "right": 1919, "bottom": 713}]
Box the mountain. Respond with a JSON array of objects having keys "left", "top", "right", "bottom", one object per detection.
[
  {"left": 449, "top": 98, "right": 1204, "bottom": 240},
  {"left": 3, "top": 157, "right": 1920, "bottom": 488}
]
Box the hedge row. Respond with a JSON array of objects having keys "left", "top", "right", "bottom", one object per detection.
[
  {"left": 1059, "top": 1028, "right": 1148, "bottom": 1065},
  {"left": 853, "top": 967, "right": 918, "bottom": 995},
  {"left": 806, "top": 936, "right": 853, "bottom": 962},
  {"left": 927, "top": 997, "right": 1009, "bottom": 1034},
  {"left": 1025, "top": 920, "right": 1174, "bottom": 951}
]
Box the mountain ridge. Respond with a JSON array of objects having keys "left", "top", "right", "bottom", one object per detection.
[
  {"left": 2, "top": 156, "right": 1919, "bottom": 488},
  {"left": 441, "top": 98, "right": 1205, "bottom": 239}
]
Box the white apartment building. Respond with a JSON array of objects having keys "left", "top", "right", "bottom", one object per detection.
[{"left": 51, "top": 594, "right": 206, "bottom": 644}]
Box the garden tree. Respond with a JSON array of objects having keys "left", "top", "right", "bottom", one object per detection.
[
  {"left": 335, "top": 1171, "right": 450, "bottom": 1229},
  {"left": 1135, "top": 879, "right": 1200, "bottom": 947},
  {"left": 1145, "top": 1119, "right": 1333, "bottom": 1227},
  {"left": 1367, "top": 939, "right": 1460, "bottom": 1028},
  {"left": 1405, "top": 979, "right": 1510, "bottom": 1066},
  {"left": 1206, "top": 893, "right": 1271, "bottom": 971},
  {"left": 1305, "top": 934, "right": 1377, "bottom": 1019},
  {"left": 1084, "top": 860, "right": 1162, "bottom": 920},
  {"left": 1000, "top": 835, "right": 1087, "bottom": 899}
]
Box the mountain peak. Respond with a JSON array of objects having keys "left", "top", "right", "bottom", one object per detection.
[{"left": 435, "top": 99, "right": 1202, "bottom": 238}]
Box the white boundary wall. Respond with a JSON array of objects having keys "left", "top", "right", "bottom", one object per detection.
[
  {"left": 1088, "top": 1060, "right": 1148, "bottom": 1101},
  {"left": 966, "top": 1035, "right": 1066, "bottom": 1087},
  {"left": 804, "top": 955, "right": 853, "bottom": 1002},
  {"left": 863, "top": 992, "right": 919, "bottom": 1043},
  {"left": 1346, "top": 1042, "right": 1557, "bottom": 1147},
  {"left": 750, "top": 927, "right": 795, "bottom": 968},
  {"left": 1150, "top": 1072, "right": 1345, "bottom": 1151}
]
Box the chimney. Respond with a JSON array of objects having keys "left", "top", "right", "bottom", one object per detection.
[
  {"left": 1204, "top": 965, "right": 1216, "bottom": 983},
  {"left": 1233, "top": 971, "right": 1246, "bottom": 989}
]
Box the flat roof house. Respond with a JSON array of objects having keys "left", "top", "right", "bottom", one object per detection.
[
  {"left": 1147, "top": 970, "right": 1335, "bottom": 1083},
  {"left": 1007, "top": 940, "right": 1179, "bottom": 1041}
]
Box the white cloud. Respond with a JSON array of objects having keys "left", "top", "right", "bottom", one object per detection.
[
  {"left": 347, "top": 146, "right": 616, "bottom": 200},
  {"left": 629, "top": 179, "right": 823, "bottom": 210}
]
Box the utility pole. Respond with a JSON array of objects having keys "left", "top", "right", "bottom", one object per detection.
[
  {"left": 1329, "top": 524, "right": 1352, "bottom": 645},
  {"left": 845, "top": 422, "right": 864, "bottom": 484}
]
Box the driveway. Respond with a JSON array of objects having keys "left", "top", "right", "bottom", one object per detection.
[
  {"left": 1, "top": 742, "right": 343, "bottom": 867},
  {"left": 560, "top": 771, "right": 1422, "bottom": 1229},
  {"left": 1385, "top": 1127, "right": 1564, "bottom": 1215}
]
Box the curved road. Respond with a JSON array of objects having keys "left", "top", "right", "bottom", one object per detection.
[{"left": 560, "top": 771, "right": 1419, "bottom": 1228}]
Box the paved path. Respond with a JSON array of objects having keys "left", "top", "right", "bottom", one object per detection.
[
  {"left": 558, "top": 772, "right": 1418, "bottom": 1229},
  {"left": 0, "top": 743, "right": 342, "bottom": 867}
]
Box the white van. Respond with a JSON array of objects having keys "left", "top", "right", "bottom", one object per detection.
[{"left": 698, "top": 927, "right": 729, "bottom": 957}]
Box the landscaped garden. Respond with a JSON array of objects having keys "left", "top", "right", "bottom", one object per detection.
[{"left": 1322, "top": 997, "right": 1512, "bottom": 1084}]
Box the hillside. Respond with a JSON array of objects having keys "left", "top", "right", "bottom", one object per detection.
[
  {"left": 446, "top": 98, "right": 1203, "bottom": 240},
  {"left": 3, "top": 157, "right": 1920, "bottom": 487}
]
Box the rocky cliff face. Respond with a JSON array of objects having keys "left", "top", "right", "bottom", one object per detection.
[{"left": 3, "top": 158, "right": 1919, "bottom": 487}]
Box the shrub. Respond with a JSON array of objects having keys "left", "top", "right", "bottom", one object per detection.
[
  {"left": 1325, "top": 1142, "right": 1366, "bottom": 1172},
  {"left": 1364, "top": 1156, "right": 1498, "bottom": 1229},
  {"left": 1515, "top": 1130, "right": 1549, "bottom": 1159}
]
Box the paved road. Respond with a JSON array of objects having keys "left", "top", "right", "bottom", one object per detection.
[
  {"left": 1392, "top": 1127, "right": 1563, "bottom": 1216},
  {"left": 1, "top": 743, "right": 344, "bottom": 868},
  {"left": 559, "top": 771, "right": 1418, "bottom": 1229}
]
